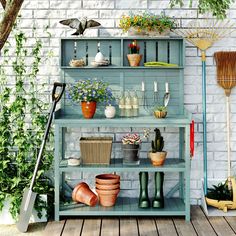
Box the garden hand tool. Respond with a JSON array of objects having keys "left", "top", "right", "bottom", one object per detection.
[
  {"left": 163, "top": 82, "right": 170, "bottom": 107},
  {"left": 16, "top": 82, "right": 66, "bottom": 233}
]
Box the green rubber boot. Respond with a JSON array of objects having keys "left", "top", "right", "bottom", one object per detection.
[
  {"left": 139, "top": 172, "right": 150, "bottom": 208},
  {"left": 152, "top": 172, "right": 164, "bottom": 208}
]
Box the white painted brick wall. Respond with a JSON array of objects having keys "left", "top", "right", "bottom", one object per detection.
[{"left": 2, "top": 0, "right": 236, "bottom": 205}]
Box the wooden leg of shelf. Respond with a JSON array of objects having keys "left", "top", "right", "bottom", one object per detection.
[{"left": 179, "top": 127, "right": 184, "bottom": 199}]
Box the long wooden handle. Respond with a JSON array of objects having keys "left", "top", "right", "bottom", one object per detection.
[{"left": 226, "top": 96, "right": 231, "bottom": 179}]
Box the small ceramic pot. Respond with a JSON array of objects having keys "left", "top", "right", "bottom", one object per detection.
[
  {"left": 154, "top": 111, "right": 167, "bottom": 118},
  {"left": 96, "top": 188, "right": 120, "bottom": 207},
  {"left": 122, "top": 144, "right": 140, "bottom": 165},
  {"left": 95, "top": 174, "right": 120, "bottom": 185},
  {"left": 104, "top": 105, "right": 116, "bottom": 118},
  {"left": 72, "top": 182, "right": 98, "bottom": 206},
  {"left": 96, "top": 182, "right": 120, "bottom": 190},
  {"left": 149, "top": 151, "right": 167, "bottom": 166},
  {"left": 127, "top": 54, "right": 142, "bottom": 67},
  {"left": 81, "top": 101, "right": 97, "bottom": 119}
]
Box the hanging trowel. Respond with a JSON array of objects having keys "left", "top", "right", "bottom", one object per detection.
[{"left": 163, "top": 82, "right": 170, "bottom": 107}]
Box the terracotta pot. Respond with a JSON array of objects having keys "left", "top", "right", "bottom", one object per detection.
[
  {"left": 149, "top": 151, "right": 167, "bottom": 166},
  {"left": 81, "top": 101, "right": 97, "bottom": 119},
  {"left": 127, "top": 54, "right": 142, "bottom": 67},
  {"left": 96, "top": 188, "right": 120, "bottom": 207},
  {"left": 154, "top": 111, "right": 167, "bottom": 118},
  {"left": 95, "top": 174, "right": 120, "bottom": 185},
  {"left": 96, "top": 182, "right": 120, "bottom": 190},
  {"left": 72, "top": 182, "right": 98, "bottom": 207}
]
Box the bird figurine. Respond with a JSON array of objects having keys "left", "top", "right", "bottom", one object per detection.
[{"left": 59, "top": 17, "right": 101, "bottom": 36}]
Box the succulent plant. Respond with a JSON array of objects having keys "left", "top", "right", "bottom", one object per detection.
[
  {"left": 154, "top": 106, "right": 167, "bottom": 112},
  {"left": 151, "top": 128, "right": 164, "bottom": 153}
]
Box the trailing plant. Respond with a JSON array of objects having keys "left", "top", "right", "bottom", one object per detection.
[
  {"left": 120, "top": 12, "right": 175, "bottom": 33},
  {"left": 151, "top": 128, "right": 164, "bottom": 153},
  {"left": 206, "top": 180, "right": 233, "bottom": 201},
  {"left": 169, "top": 0, "right": 233, "bottom": 19},
  {"left": 0, "top": 25, "right": 54, "bottom": 220}
]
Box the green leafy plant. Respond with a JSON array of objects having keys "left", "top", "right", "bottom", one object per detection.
[
  {"left": 169, "top": 0, "right": 233, "bottom": 19},
  {"left": 151, "top": 128, "right": 164, "bottom": 153},
  {"left": 206, "top": 180, "right": 233, "bottom": 201},
  {"left": 67, "top": 78, "right": 115, "bottom": 104},
  {"left": 119, "top": 12, "right": 176, "bottom": 33},
  {"left": 154, "top": 106, "right": 167, "bottom": 112},
  {"left": 0, "top": 25, "right": 54, "bottom": 220}
]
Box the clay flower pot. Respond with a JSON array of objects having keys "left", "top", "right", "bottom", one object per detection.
[
  {"left": 81, "top": 101, "right": 97, "bottom": 119},
  {"left": 149, "top": 151, "right": 167, "bottom": 166},
  {"left": 96, "top": 188, "right": 120, "bottom": 207},
  {"left": 96, "top": 182, "right": 120, "bottom": 190},
  {"left": 154, "top": 111, "right": 167, "bottom": 118},
  {"left": 72, "top": 182, "right": 98, "bottom": 207},
  {"left": 96, "top": 174, "right": 120, "bottom": 185},
  {"left": 127, "top": 54, "right": 142, "bottom": 67}
]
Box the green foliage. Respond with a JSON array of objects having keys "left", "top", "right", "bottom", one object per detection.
[
  {"left": 206, "top": 180, "right": 233, "bottom": 201},
  {"left": 151, "top": 128, "right": 164, "bottom": 153},
  {"left": 169, "top": 0, "right": 233, "bottom": 19},
  {"left": 119, "top": 12, "right": 176, "bottom": 33},
  {"left": 154, "top": 106, "right": 167, "bottom": 112},
  {"left": 0, "top": 25, "right": 54, "bottom": 220}
]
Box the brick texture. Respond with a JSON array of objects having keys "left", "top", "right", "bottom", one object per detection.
[{"left": 2, "top": 0, "right": 236, "bottom": 204}]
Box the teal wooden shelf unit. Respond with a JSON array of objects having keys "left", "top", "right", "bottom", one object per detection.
[{"left": 54, "top": 37, "right": 192, "bottom": 221}]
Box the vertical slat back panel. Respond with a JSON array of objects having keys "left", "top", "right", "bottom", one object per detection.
[
  {"left": 61, "top": 40, "right": 74, "bottom": 66},
  {"left": 87, "top": 41, "right": 98, "bottom": 66},
  {"left": 76, "top": 40, "right": 87, "bottom": 63},
  {"left": 169, "top": 41, "right": 180, "bottom": 65},
  {"left": 158, "top": 41, "right": 168, "bottom": 62},
  {"left": 146, "top": 41, "right": 156, "bottom": 62}
]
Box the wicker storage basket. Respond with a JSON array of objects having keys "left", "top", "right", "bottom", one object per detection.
[{"left": 80, "top": 137, "right": 113, "bottom": 165}]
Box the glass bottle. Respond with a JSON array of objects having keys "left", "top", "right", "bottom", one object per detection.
[
  {"left": 125, "top": 90, "right": 132, "bottom": 117},
  {"left": 132, "top": 90, "right": 139, "bottom": 117},
  {"left": 119, "top": 92, "right": 125, "bottom": 117}
]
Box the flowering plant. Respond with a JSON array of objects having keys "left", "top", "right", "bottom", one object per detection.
[
  {"left": 122, "top": 133, "right": 142, "bottom": 145},
  {"left": 119, "top": 12, "right": 176, "bottom": 34},
  {"left": 128, "top": 40, "right": 140, "bottom": 54},
  {"left": 67, "top": 78, "right": 115, "bottom": 104}
]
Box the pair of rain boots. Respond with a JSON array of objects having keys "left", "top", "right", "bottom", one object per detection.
[{"left": 139, "top": 171, "right": 164, "bottom": 208}]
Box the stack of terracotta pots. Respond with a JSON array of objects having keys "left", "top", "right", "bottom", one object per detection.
[{"left": 95, "top": 174, "right": 120, "bottom": 207}]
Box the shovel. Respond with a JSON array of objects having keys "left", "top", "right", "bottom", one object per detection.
[{"left": 16, "top": 82, "right": 66, "bottom": 233}]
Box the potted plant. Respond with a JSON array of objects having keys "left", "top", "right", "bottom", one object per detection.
[
  {"left": 153, "top": 105, "right": 167, "bottom": 118},
  {"left": 119, "top": 12, "right": 176, "bottom": 36},
  {"left": 122, "top": 133, "right": 142, "bottom": 165},
  {"left": 149, "top": 128, "right": 167, "bottom": 166},
  {"left": 67, "top": 78, "right": 114, "bottom": 119},
  {"left": 127, "top": 40, "right": 142, "bottom": 67}
]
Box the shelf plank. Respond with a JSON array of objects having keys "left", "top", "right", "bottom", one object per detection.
[
  {"left": 59, "top": 198, "right": 185, "bottom": 216},
  {"left": 120, "top": 218, "right": 138, "bottom": 236},
  {"left": 81, "top": 219, "right": 101, "bottom": 236},
  {"left": 62, "top": 219, "right": 83, "bottom": 236},
  {"left": 155, "top": 218, "right": 178, "bottom": 236},
  {"left": 54, "top": 112, "right": 192, "bottom": 127},
  {"left": 138, "top": 218, "right": 157, "bottom": 236},
  {"left": 101, "top": 218, "right": 119, "bottom": 236},
  {"left": 59, "top": 158, "right": 185, "bottom": 173},
  {"left": 61, "top": 66, "right": 184, "bottom": 69}
]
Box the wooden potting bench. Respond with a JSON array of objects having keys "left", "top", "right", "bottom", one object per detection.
[{"left": 54, "top": 37, "right": 192, "bottom": 220}]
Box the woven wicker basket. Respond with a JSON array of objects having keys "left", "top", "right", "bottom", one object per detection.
[{"left": 80, "top": 137, "right": 113, "bottom": 165}]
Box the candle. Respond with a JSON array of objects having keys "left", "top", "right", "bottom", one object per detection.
[
  {"left": 141, "top": 81, "right": 145, "bottom": 91},
  {"left": 165, "top": 82, "right": 169, "bottom": 93},
  {"left": 154, "top": 81, "right": 157, "bottom": 92}
]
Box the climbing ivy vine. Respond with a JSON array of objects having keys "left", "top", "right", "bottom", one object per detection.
[{"left": 0, "top": 25, "right": 54, "bottom": 220}]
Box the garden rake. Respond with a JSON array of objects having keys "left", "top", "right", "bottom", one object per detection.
[{"left": 175, "top": 19, "right": 234, "bottom": 194}]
